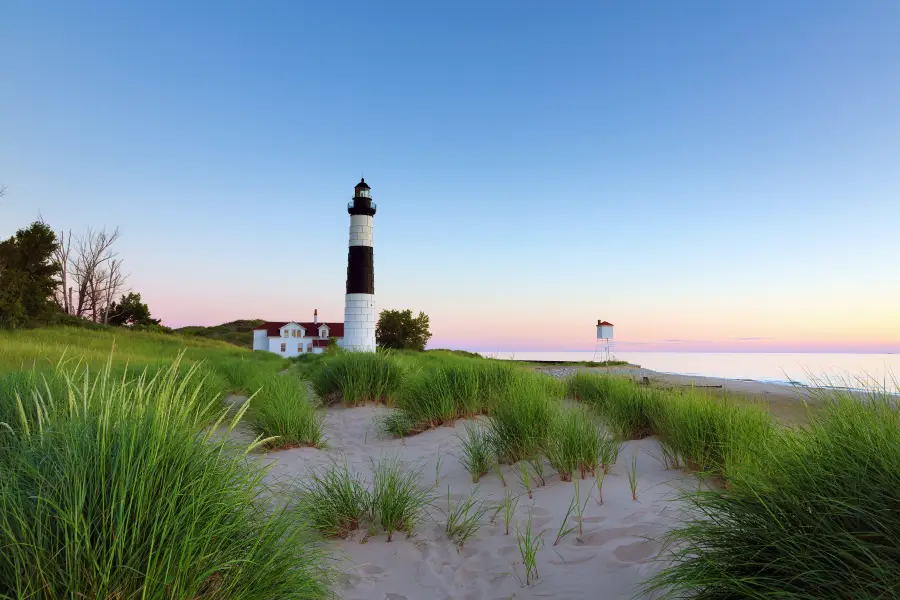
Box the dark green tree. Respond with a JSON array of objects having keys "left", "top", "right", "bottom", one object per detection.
[
  {"left": 107, "top": 292, "right": 160, "bottom": 327},
  {"left": 0, "top": 221, "right": 60, "bottom": 327},
  {"left": 375, "top": 309, "right": 432, "bottom": 351}
]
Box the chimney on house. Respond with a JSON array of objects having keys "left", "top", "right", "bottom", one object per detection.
[{"left": 314, "top": 309, "right": 318, "bottom": 324}]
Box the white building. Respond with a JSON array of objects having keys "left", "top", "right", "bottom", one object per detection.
[{"left": 252, "top": 310, "right": 344, "bottom": 357}]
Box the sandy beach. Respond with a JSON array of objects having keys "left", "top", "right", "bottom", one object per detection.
[
  {"left": 251, "top": 402, "right": 697, "bottom": 600},
  {"left": 226, "top": 366, "right": 853, "bottom": 599}
]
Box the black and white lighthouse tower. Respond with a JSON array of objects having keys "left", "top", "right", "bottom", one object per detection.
[{"left": 343, "top": 178, "right": 377, "bottom": 352}]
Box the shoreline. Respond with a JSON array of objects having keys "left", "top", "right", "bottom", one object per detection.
[{"left": 530, "top": 363, "right": 819, "bottom": 424}]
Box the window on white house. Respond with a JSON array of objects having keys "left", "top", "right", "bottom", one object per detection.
[
  {"left": 299, "top": 329, "right": 304, "bottom": 337},
  {"left": 297, "top": 343, "right": 302, "bottom": 352},
  {"left": 280, "top": 343, "right": 286, "bottom": 352}
]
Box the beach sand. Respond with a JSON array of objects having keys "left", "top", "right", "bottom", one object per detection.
[{"left": 253, "top": 404, "right": 696, "bottom": 600}]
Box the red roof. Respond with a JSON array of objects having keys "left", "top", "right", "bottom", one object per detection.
[
  {"left": 312, "top": 339, "right": 330, "bottom": 348},
  {"left": 597, "top": 320, "right": 614, "bottom": 327},
  {"left": 255, "top": 321, "right": 344, "bottom": 338}
]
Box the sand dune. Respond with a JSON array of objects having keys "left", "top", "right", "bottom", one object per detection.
[{"left": 255, "top": 405, "right": 695, "bottom": 600}]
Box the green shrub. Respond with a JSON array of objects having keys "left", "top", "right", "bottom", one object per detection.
[
  {"left": 0, "top": 357, "right": 331, "bottom": 599},
  {"left": 247, "top": 375, "right": 325, "bottom": 448},
  {"left": 644, "top": 389, "right": 900, "bottom": 599},
  {"left": 312, "top": 352, "right": 406, "bottom": 406}
]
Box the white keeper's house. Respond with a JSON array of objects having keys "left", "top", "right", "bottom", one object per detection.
[{"left": 252, "top": 310, "right": 345, "bottom": 357}]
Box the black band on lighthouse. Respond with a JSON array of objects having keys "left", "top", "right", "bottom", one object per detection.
[{"left": 346, "top": 246, "right": 375, "bottom": 294}]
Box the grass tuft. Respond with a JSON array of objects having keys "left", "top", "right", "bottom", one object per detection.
[
  {"left": 247, "top": 375, "right": 326, "bottom": 448},
  {"left": 370, "top": 456, "right": 435, "bottom": 542},
  {"left": 312, "top": 352, "right": 405, "bottom": 406},
  {"left": 454, "top": 421, "right": 495, "bottom": 482},
  {"left": 443, "top": 486, "right": 490, "bottom": 550},
  {"left": 295, "top": 461, "right": 370, "bottom": 539},
  {"left": 487, "top": 377, "right": 558, "bottom": 463},
  {"left": 544, "top": 406, "right": 605, "bottom": 481}
]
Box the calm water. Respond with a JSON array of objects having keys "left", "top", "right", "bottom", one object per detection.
[{"left": 487, "top": 351, "right": 900, "bottom": 389}]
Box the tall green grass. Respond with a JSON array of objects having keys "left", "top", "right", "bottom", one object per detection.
[
  {"left": 370, "top": 456, "right": 436, "bottom": 541},
  {"left": 246, "top": 375, "right": 326, "bottom": 448},
  {"left": 390, "top": 360, "right": 523, "bottom": 431},
  {"left": 296, "top": 461, "right": 370, "bottom": 539},
  {"left": 454, "top": 421, "right": 495, "bottom": 482},
  {"left": 487, "top": 376, "right": 559, "bottom": 463},
  {"left": 569, "top": 372, "right": 654, "bottom": 439},
  {"left": 543, "top": 406, "right": 605, "bottom": 480},
  {"left": 646, "top": 389, "right": 775, "bottom": 478},
  {"left": 644, "top": 386, "right": 900, "bottom": 599},
  {"left": 0, "top": 357, "right": 331, "bottom": 599},
  {"left": 312, "top": 352, "right": 406, "bottom": 406}
]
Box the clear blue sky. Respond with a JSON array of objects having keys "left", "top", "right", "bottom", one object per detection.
[{"left": 2, "top": 1, "right": 898, "bottom": 352}]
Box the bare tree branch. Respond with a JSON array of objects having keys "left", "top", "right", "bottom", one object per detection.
[
  {"left": 53, "top": 229, "right": 73, "bottom": 314},
  {"left": 69, "top": 227, "right": 126, "bottom": 322}
]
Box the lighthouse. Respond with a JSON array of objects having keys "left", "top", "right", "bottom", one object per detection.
[{"left": 343, "top": 178, "right": 377, "bottom": 352}]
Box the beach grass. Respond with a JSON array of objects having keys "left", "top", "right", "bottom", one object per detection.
[
  {"left": 487, "top": 376, "right": 559, "bottom": 463},
  {"left": 312, "top": 351, "right": 406, "bottom": 406},
  {"left": 646, "top": 388, "right": 775, "bottom": 479},
  {"left": 370, "top": 456, "right": 436, "bottom": 541},
  {"left": 444, "top": 486, "right": 490, "bottom": 550},
  {"left": 295, "top": 461, "right": 371, "bottom": 539},
  {"left": 0, "top": 356, "right": 331, "bottom": 600},
  {"left": 246, "top": 374, "right": 326, "bottom": 448},
  {"left": 515, "top": 513, "right": 544, "bottom": 586},
  {"left": 643, "top": 384, "right": 900, "bottom": 599},
  {"left": 454, "top": 421, "right": 495, "bottom": 482},
  {"left": 543, "top": 405, "right": 605, "bottom": 481},
  {"left": 569, "top": 372, "right": 654, "bottom": 439}
]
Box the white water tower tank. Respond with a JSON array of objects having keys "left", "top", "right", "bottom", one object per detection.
[{"left": 597, "top": 320, "right": 614, "bottom": 339}]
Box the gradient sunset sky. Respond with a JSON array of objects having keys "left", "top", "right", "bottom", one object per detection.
[{"left": 2, "top": 2, "right": 898, "bottom": 352}]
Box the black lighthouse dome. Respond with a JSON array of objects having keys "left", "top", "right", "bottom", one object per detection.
[{"left": 349, "top": 177, "right": 376, "bottom": 216}]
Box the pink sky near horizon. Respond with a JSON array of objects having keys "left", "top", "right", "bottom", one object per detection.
[{"left": 154, "top": 290, "right": 900, "bottom": 354}]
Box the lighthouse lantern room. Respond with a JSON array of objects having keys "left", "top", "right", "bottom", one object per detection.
[{"left": 343, "top": 178, "right": 377, "bottom": 352}]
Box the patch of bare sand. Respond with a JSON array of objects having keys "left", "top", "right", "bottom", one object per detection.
[{"left": 254, "top": 405, "right": 696, "bottom": 600}]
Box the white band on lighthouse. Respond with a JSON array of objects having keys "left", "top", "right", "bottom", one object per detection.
[
  {"left": 343, "top": 293, "right": 376, "bottom": 351},
  {"left": 348, "top": 215, "right": 374, "bottom": 247}
]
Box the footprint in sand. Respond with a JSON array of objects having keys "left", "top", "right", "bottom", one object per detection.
[
  {"left": 612, "top": 539, "right": 659, "bottom": 564},
  {"left": 576, "top": 525, "right": 647, "bottom": 547},
  {"left": 548, "top": 549, "right": 598, "bottom": 565},
  {"left": 385, "top": 594, "right": 408, "bottom": 600},
  {"left": 525, "top": 506, "right": 551, "bottom": 517},
  {"left": 580, "top": 515, "right": 608, "bottom": 524},
  {"left": 359, "top": 564, "right": 386, "bottom": 576}
]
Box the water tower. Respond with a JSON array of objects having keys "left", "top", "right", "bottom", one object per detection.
[{"left": 593, "top": 320, "right": 614, "bottom": 363}]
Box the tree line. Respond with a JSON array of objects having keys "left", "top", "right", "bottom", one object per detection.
[{"left": 0, "top": 217, "right": 161, "bottom": 330}]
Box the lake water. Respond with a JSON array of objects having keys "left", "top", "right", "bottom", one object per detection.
[{"left": 486, "top": 351, "right": 900, "bottom": 390}]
